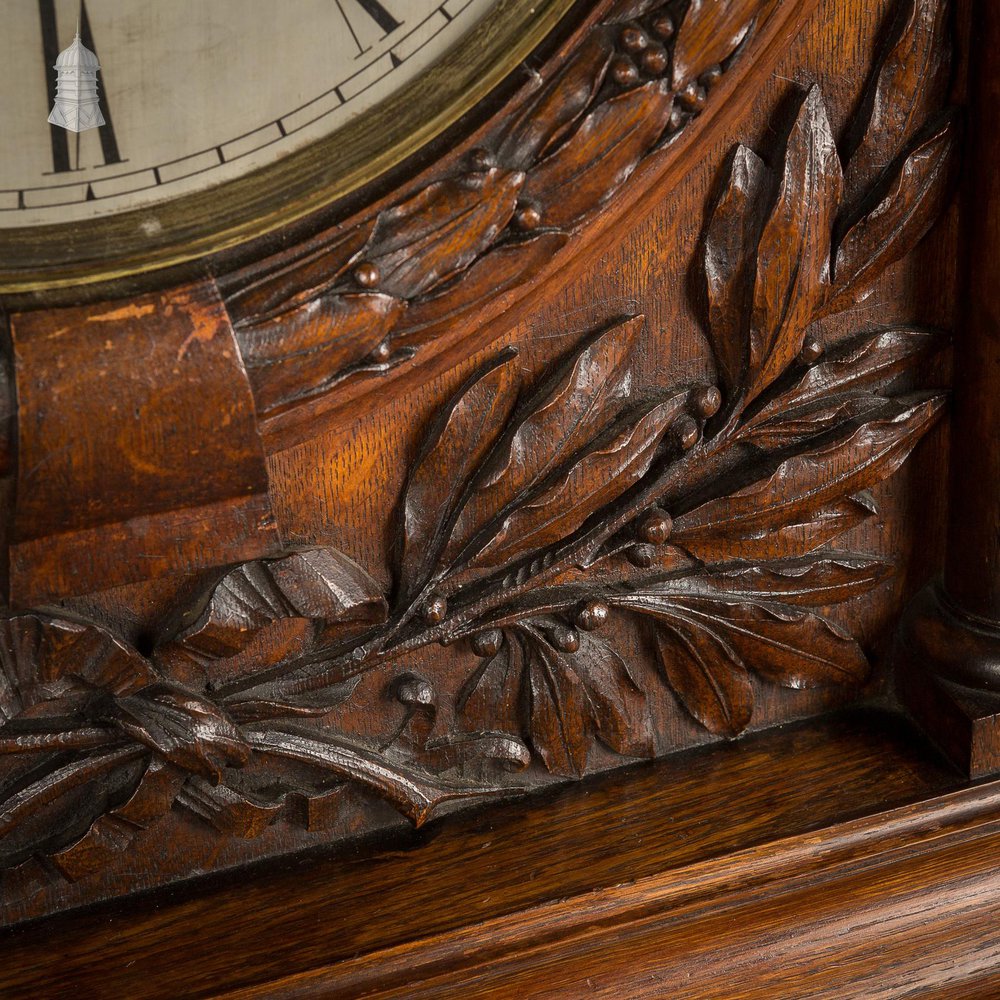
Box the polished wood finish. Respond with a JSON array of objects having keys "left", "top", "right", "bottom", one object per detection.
[
  {"left": 0, "top": 711, "right": 991, "bottom": 999},
  {"left": 896, "top": 0, "right": 1000, "bottom": 773},
  {"left": 944, "top": 0, "right": 1000, "bottom": 624},
  {"left": 0, "top": 0, "right": 997, "bottom": 992},
  {"left": 9, "top": 280, "right": 280, "bottom": 605}
]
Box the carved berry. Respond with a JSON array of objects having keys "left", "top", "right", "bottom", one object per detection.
[
  {"left": 692, "top": 386, "right": 722, "bottom": 419},
  {"left": 650, "top": 13, "right": 675, "bottom": 40},
  {"left": 611, "top": 56, "right": 640, "bottom": 87},
  {"left": 628, "top": 543, "right": 656, "bottom": 568},
  {"left": 620, "top": 24, "right": 648, "bottom": 53},
  {"left": 675, "top": 415, "right": 700, "bottom": 450},
  {"left": 353, "top": 261, "right": 380, "bottom": 288},
  {"left": 467, "top": 147, "right": 495, "bottom": 172},
  {"left": 371, "top": 339, "right": 392, "bottom": 362},
  {"left": 551, "top": 624, "right": 580, "bottom": 653},
  {"left": 641, "top": 44, "right": 669, "bottom": 76},
  {"left": 515, "top": 202, "right": 543, "bottom": 231},
  {"left": 701, "top": 64, "right": 724, "bottom": 88},
  {"left": 576, "top": 600, "right": 609, "bottom": 631},
  {"left": 679, "top": 82, "right": 707, "bottom": 112},
  {"left": 800, "top": 337, "right": 824, "bottom": 363},
  {"left": 395, "top": 674, "right": 434, "bottom": 707},
  {"left": 423, "top": 595, "right": 448, "bottom": 625},
  {"left": 638, "top": 507, "right": 673, "bottom": 545},
  {"left": 471, "top": 629, "right": 504, "bottom": 658}
]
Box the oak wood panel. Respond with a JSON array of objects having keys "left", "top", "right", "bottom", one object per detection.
[
  {"left": 0, "top": 710, "right": 967, "bottom": 999},
  {"left": 8, "top": 280, "right": 279, "bottom": 605},
  {"left": 347, "top": 827, "right": 1000, "bottom": 1000}
]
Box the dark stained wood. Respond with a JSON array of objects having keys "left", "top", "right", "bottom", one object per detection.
[
  {"left": 8, "top": 280, "right": 279, "bottom": 605},
  {"left": 896, "top": 0, "right": 1000, "bottom": 773},
  {"left": 944, "top": 0, "right": 1000, "bottom": 624},
  {"left": 0, "top": 711, "right": 969, "bottom": 999},
  {"left": 0, "top": 1, "right": 987, "bottom": 991},
  {"left": 0, "top": 0, "right": 967, "bottom": 924}
]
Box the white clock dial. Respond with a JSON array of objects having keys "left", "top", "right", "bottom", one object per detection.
[{"left": 0, "top": 0, "right": 496, "bottom": 226}]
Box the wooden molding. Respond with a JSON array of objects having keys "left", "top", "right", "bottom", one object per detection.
[{"left": 5, "top": 711, "right": 1000, "bottom": 998}]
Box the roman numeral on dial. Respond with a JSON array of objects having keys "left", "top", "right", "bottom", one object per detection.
[{"left": 335, "top": 0, "right": 403, "bottom": 56}]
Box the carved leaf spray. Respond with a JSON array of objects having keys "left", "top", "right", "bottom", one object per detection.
[{"left": 0, "top": 0, "right": 954, "bottom": 876}]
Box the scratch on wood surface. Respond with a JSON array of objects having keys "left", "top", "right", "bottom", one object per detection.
[{"left": 87, "top": 303, "right": 156, "bottom": 322}]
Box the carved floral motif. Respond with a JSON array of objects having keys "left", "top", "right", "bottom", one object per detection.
[{"left": 0, "top": 0, "right": 954, "bottom": 877}]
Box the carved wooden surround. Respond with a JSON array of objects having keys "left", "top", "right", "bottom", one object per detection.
[{"left": 3, "top": 0, "right": 1000, "bottom": 987}]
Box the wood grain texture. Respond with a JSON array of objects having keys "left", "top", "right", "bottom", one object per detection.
[
  {"left": 219, "top": 0, "right": 782, "bottom": 439},
  {"left": 8, "top": 280, "right": 279, "bottom": 605},
  {"left": 0, "top": 0, "right": 967, "bottom": 933},
  {"left": 0, "top": 710, "right": 981, "bottom": 999},
  {"left": 943, "top": 0, "right": 1000, "bottom": 625}
]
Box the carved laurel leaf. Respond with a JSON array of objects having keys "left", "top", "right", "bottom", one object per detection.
[
  {"left": 743, "top": 394, "right": 894, "bottom": 451},
  {"left": 524, "top": 635, "right": 591, "bottom": 777},
  {"left": 391, "top": 233, "right": 569, "bottom": 351},
  {"left": 659, "top": 554, "right": 891, "bottom": 606},
  {"left": 652, "top": 610, "right": 753, "bottom": 736},
  {"left": 445, "top": 317, "right": 642, "bottom": 567},
  {"left": 746, "top": 85, "right": 843, "bottom": 405},
  {"left": 351, "top": 169, "right": 524, "bottom": 298},
  {"left": 224, "top": 223, "right": 375, "bottom": 324},
  {"left": 678, "top": 600, "right": 869, "bottom": 687},
  {"left": 162, "top": 548, "right": 388, "bottom": 663},
  {"left": 703, "top": 144, "right": 770, "bottom": 395},
  {"left": 520, "top": 82, "right": 674, "bottom": 230},
  {"left": 671, "top": 495, "right": 878, "bottom": 565},
  {"left": 244, "top": 725, "right": 513, "bottom": 827},
  {"left": 468, "top": 394, "right": 689, "bottom": 571},
  {"left": 498, "top": 28, "right": 614, "bottom": 169},
  {"left": 830, "top": 116, "right": 957, "bottom": 314},
  {"left": 746, "top": 327, "right": 947, "bottom": 431},
  {"left": 238, "top": 292, "right": 405, "bottom": 414},
  {"left": 616, "top": 587, "right": 869, "bottom": 731},
  {"left": 456, "top": 634, "right": 525, "bottom": 738},
  {"left": 562, "top": 630, "right": 656, "bottom": 760},
  {"left": 841, "top": 0, "right": 952, "bottom": 197},
  {"left": 222, "top": 680, "right": 362, "bottom": 725},
  {"left": 673, "top": 395, "right": 944, "bottom": 547},
  {"left": 0, "top": 746, "right": 149, "bottom": 871},
  {"left": 399, "top": 351, "right": 519, "bottom": 597},
  {"left": 457, "top": 625, "right": 655, "bottom": 776},
  {"left": 672, "top": 0, "right": 760, "bottom": 87},
  {"left": 524, "top": 626, "right": 654, "bottom": 776},
  {"left": 0, "top": 614, "right": 156, "bottom": 724}
]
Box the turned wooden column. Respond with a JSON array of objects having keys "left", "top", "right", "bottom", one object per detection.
[{"left": 898, "top": 0, "right": 1000, "bottom": 775}]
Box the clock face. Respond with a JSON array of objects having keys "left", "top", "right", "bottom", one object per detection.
[
  {"left": 1, "top": 0, "right": 498, "bottom": 227},
  {"left": 0, "top": 0, "right": 572, "bottom": 293}
]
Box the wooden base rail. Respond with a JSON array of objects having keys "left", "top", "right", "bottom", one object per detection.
[{"left": 3, "top": 710, "right": 999, "bottom": 999}]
